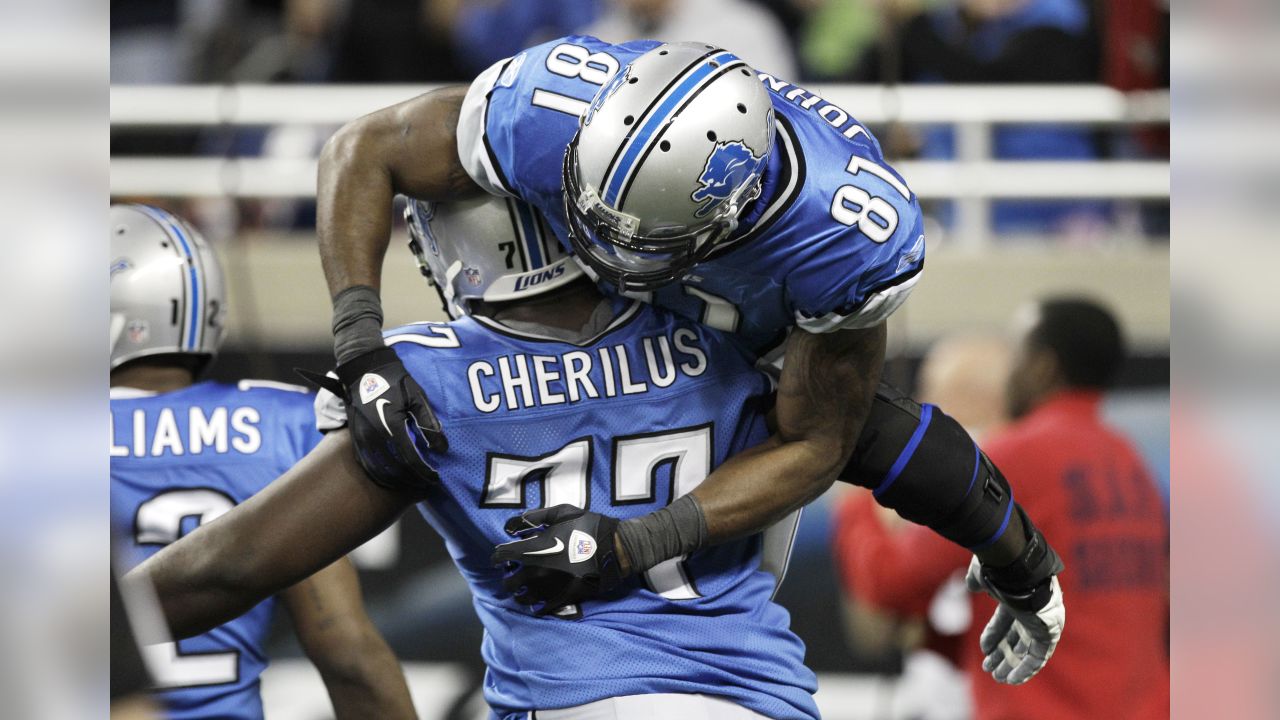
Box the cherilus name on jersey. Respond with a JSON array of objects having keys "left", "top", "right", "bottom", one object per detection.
[{"left": 467, "top": 329, "right": 709, "bottom": 413}]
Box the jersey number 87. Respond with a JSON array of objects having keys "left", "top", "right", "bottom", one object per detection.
[{"left": 482, "top": 424, "right": 710, "bottom": 601}]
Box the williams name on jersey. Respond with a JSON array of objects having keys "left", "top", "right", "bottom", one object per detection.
[{"left": 111, "top": 381, "right": 320, "bottom": 720}]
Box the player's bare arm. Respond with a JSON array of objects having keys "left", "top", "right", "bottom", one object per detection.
[
  {"left": 282, "top": 559, "right": 416, "bottom": 720},
  {"left": 495, "top": 323, "right": 886, "bottom": 600},
  {"left": 688, "top": 322, "right": 885, "bottom": 547},
  {"left": 318, "top": 86, "right": 478, "bottom": 295},
  {"left": 129, "top": 430, "right": 419, "bottom": 639},
  {"left": 315, "top": 87, "right": 475, "bottom": 491}
]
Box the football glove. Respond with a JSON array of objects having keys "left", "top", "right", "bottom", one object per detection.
[
  {"left": 491, "top": 505, "right": 623, "bottom": 617},
  {"left": 298, "top": 346, "right": 446, "bottom": 491},
  {"left": 966, "top": 555, "right": 1065, "bottom": 685}
]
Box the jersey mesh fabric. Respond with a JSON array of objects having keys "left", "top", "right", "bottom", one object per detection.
[
  {"left": 373, "top": 307, "right": 818, "bottom": 719},
  {"left": 110, "top": 381, "right": 321, "bottom": 720},
  {"left": 458, "top": 34, "right": 925, "bottom": 353}
]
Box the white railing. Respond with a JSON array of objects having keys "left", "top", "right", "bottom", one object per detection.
[
  {"left": 109, "top": 84, "right": 1169, "bottom": 126},
  {"left": 111, "top": 84, "right": 1169, "bottom": 245},
  {"left": 108, "top": 156, "right": 1168, "bottom": 200}
]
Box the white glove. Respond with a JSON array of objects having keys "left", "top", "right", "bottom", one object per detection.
[{"left": 965, "top": 556, "right": 1065, "bottom": 685}]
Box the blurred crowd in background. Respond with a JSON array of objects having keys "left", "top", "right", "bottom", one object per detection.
[
  {"left": 112, "top": 0, "right": 1170, "bottom": 239},
  {"left": 111, "top": 0, "right": 1169, "bottom": 89},
  {"left": 105, "top": 2, "right": 1175, "bottom": 717}
]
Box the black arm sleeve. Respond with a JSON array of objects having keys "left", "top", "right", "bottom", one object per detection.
[{"left": 842, "top": 383, "right": 1015, "bottom": 551}]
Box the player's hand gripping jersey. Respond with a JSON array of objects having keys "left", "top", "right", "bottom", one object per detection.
[
  {"left": 459, "top": 35, "right": 925, "bottom": 353},
  {"left": 110, "top": 381, "right": 321, "bottom": 720},
  {"left": 315, "top": 302, "right": 818, "bottom": 720}
]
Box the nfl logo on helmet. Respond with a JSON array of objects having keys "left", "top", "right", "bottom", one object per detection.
[{"left": 126, "top": 320, "right": 149, "bottom": 343}]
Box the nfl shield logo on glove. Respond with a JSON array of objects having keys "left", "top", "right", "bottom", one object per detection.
[
  {"left": 568, "top": 530, "right": 596, "bottom": 564},
  {"left": 358, "top": 373, "right": 390, "bottom": 404}
]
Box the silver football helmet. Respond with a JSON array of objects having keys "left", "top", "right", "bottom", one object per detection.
[
  {"left": 405, "top": 195, "right": 584, "bottom": 319},
  {"left": 564, "top": 42, "right": 775, "bottom": 292},
  {"left": 110, "top": 204, "right": 227, "bottom": 370}
]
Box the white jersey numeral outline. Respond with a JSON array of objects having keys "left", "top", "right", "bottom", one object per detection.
[
  {"left": 482, "top": 425, "right": 714, "bottom": 600},
  {"left": 530, "top": 42, "right": 620, "bottom": 117},
  {"left": 134, "top": 489, "right": 240, "bottom": 688},
  {"left": 830, "top": 154, "right": 913, "bottom": 244}
]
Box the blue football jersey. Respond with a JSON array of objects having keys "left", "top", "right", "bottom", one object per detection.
[
  {"left": 458, "top": 35, "right": 926, "bottom": 354},
  {"left": 334, "top": 301, "right": 817, "bottom": 719},
  {"left": 110, "top": 380, "right": 321, "bottom": 720}
]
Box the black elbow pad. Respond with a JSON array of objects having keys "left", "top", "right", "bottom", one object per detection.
[{"left": 843, "top": 383, "right": 1015, "bottom": 550}]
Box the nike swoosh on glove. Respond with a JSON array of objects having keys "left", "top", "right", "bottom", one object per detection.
[
  {"left": 966, "top": 556, "right": 1065, "bottom": 685},
  {"left": 490, "top": 504, "right": 622, "bottom": 617},
  {"left": 298, "top": 346, "right": 446, "bottom": 492}
]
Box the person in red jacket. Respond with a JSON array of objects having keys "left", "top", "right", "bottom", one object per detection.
[{"left": 835, "top": 296, "right": 1168, "bottom": 719}]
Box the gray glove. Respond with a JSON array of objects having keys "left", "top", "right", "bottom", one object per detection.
[{"left": 966, "top": 556, "right": 1066, "bottom": 685}]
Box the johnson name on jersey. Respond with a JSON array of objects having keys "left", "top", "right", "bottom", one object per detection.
[
  {"left": 315, "top": 301, "right": 818, "bottom": 720},
  {"left": 110, "top": 380, "right": 321, "bottom": 720},
  {"left": 458, "top": 35, "right": 925, "bottom": 354}
]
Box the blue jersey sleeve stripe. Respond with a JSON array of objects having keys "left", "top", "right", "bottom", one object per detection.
[
  {"left": 482, "top": 58, "right": 519, "bottom": 196},
  {"left": 872, "top": 403, "right": 932, "bottom": 499},
  {"left": 603, "top": 51, "right": 742, "bottom": 206}
]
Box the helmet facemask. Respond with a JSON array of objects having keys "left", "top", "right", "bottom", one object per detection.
[
  {"left": 559, "top": 42, "right": 774, "bottom": 294},
  {"left": 562, "top": 139, "right": 764, "bottom": 293}
]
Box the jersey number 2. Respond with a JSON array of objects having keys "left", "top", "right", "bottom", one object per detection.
[
  {"left": 135, "top": 489, "right": 240, "bottom": 688},
  {"left": 483, "top": 424, "right": 711, "bottom": 600}
]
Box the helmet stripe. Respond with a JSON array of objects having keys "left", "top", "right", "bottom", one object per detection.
[
  {"left": 514, "top": 199, "right": 543, "bottom": 268},
  {"left": 136, "top": 205, "right": 200, "bottom": 351},
  {"left": 503, "top": 197, "right": 531, "bottom": 271},
  {"left": 601, "top": 51, "right": 742, "bottom": 207},
  {"left": 168, "top": 218, "right": 203, "bottom": 351},
  {"left": 597, "top": 51, "right": 712, "bottom": 197}
]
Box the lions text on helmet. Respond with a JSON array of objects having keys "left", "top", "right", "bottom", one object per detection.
[{"left": 406, "top": 195, "right": 584, "bottom": 318}]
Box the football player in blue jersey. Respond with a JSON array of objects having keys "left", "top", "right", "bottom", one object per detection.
[
  {"left": 133, "top": 196, "right": 823, "bottom": 719},
  {"left": 313, "top": 38, "right": 1065, "bottom": 686},
  {"left": 109, "top": 204, "right": 416, "bottom": 720}
]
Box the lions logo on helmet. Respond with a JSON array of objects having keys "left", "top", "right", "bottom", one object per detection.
[
  {"left": 583, "top": 65, "right": 629, "bottom": 128},
  {"left": 417, "top": 202, "right": 440, "bottom": 256},
  {"left": 691, "top": 140, "right": 767, "bottom": 218}
]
